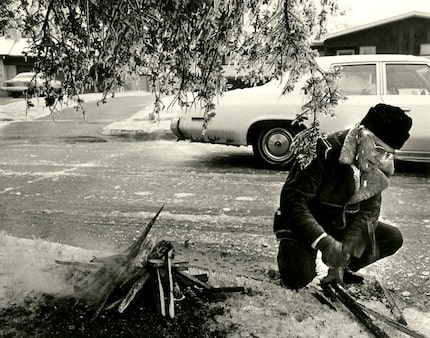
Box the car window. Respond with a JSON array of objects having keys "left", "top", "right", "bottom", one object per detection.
[
  {"left": 335, "top": 64, "right": 377, "bottom": 95},
  {"left": 15, "top": 73, "right": 35, "bottom": 80},
  {"left": 386, "top": 63, "right": 430, "bottom": 95}
]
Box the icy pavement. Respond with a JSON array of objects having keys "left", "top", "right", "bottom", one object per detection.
[{"left": 0, "top": 91, "right": 176, "bottom": 137}]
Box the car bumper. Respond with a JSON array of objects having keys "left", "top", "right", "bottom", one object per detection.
[
  {"left": 395, "top": 150, "right": 430, "bottom": 163},
  {"left": 0, "top": 86, "right": 27, "bottom": 93},
  {"left": 170, "top": 117, "right": 185, "bottom": 139}
]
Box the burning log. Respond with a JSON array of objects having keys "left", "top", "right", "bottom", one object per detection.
[
  {"left": 55, "top": 205, "right": 165, "bottom": 316},
  {"left": 56, "top": 204, "right": 244, "bottom": 320}
]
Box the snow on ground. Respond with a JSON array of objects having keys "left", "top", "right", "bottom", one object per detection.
[
  {"left": 0, "top": 93, "right": 109, "bottom": 127},
  {"left": 1, "top": 234, "right": 429, "bottom": 337},
  {"left": 0, "top": 91, "right": 168, "bottom": 132},
  {"left": 100, "top": 94, "right": 179, "bottom": 136},
  {"left": 0, "top": 91, "right": 178, "bottom": 135},
  {"left": 0, "top": 97, "right": 51, "bottom": 126}
]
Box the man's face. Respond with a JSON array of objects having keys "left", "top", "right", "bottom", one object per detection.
[{"left": 356, "top": 131, "right": 395, "bottom": 175}]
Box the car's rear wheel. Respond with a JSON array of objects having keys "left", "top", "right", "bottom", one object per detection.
[{"left": 252, "top": 125, "right": 296, "bottom": 169}]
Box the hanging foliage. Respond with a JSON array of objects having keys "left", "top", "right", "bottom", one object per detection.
[{"left": 1, "top": 0, "right": 344, "bottom": 167}]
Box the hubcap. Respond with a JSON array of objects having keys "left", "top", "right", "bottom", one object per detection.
[{"left": 261, "top": 128, "right": 293, "bottom": 163}]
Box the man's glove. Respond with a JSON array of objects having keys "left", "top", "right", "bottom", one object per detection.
[
  {"left": 320, "top": 267, "right": 344, "bottom": 285},
  {"left": 316, "top": 235, "right": 349, "bottom": 268}
]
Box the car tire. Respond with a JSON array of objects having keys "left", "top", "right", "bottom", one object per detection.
[
  {"left": 11, "top": 93, "right": 21, "bottom": 98},
  {"left": 252, "top": 125, "right": 296, "bottom": 169}
]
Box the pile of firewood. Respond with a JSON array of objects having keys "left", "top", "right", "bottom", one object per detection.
[{"left": 55, "top": 205, "right": 244, "bottom": 320}]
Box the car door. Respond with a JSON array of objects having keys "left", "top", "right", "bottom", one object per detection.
[
  {"left": 380, "top": 62, "right": 430, "bottom": 162},
  {"left": 319, "top": 62, "right": 384, "bottom": 135}
]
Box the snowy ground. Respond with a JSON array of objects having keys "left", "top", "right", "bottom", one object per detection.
[
  {"left": 100, "top": 94, "right": 178, "bottom": 137},
  {"left": 1, "top": 93, "right": 429, "bottom": 337},
  {"left": 0, "top": 93, "right": 106, "bottom": 127},
  {"left": 1, "top": 234, "right": 429, "bottom": 337}
]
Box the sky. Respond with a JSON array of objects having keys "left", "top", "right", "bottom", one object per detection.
[{"left": 330, "top": 0, "right": 430, "bottom": 31}]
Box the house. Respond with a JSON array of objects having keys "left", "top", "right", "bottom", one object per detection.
[
  {"left": 0, "top": 34, "right": 36, "bottom": 96},
  {"left": 314, "top": 11, "right": 430, "bottom": 57},
  {"left": 0, "top": 31, "right": 150, "bottom": 97}
]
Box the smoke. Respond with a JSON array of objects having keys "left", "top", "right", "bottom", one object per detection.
[{"left": 0, "top": 232, "right": 110, "bottom": 307}]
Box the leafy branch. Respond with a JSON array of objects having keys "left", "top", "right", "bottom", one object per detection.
[{"left": 2, "top": 0, "right": 343, "bottom": 164}]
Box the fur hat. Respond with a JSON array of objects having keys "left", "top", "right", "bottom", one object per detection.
[{"left": 360, "top": 104, "right": 412, "bottom": 149}]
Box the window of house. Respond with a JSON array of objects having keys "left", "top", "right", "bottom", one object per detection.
[
  {"left": 336, "top": 49, "right": 355, "bottom": 56},
  {"left": 385, "top": 64, "right": 430, "bottom": 95},
  {"left": 335, "top": 64, "right": 377, "bottom": 95},
  {"left": 359, "top": 46, "right": 376, "bottom": 55}
]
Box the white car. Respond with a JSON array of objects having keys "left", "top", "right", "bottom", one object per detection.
[{"left": 170, "top": 54, "right": 430, "bottom": 168}]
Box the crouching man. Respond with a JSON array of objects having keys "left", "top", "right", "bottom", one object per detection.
[{"left": 274, "top": 104, "right": 412, "bottom": 289}]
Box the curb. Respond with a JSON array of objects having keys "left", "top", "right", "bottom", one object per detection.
[{"left": 101, "top": 128, "right": 177, "bottom": 141}]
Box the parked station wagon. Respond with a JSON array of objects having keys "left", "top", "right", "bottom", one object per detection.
[{"left": 170, "top": 55, "right": 430, "bottom": 168}]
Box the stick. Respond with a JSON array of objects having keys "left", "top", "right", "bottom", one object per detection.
[
  {"left": 174, "top": 269, "right": 244, "bottom": 294},
  {"left": 91, "top": 282, "right": 117, "bottom": 321},
  {"left": 104, "top": 298, "right": 123, "bottom": 311},
  {"left": 91, "top": 205, "right": 164, "bottom": 265},
  {"left": 125, "top": 204, "right": 165, "bottom": 260},
  {"left": 118, "top": 271, "right": 152, "bottom": 313},
  {"left": 148, "top": 259, "right": 188, "bottom": 270},
  {"left": 358, "top": 303, "right": 427, "bottom": 338},
  {"left": 311, "top": 290, "right": 337, "bottom": 311},
  {"left": 156, "top": 268, "right": 166, "bottom": 317},
  {"left": 166, "top": 249, "right": 175, "bottom": 319},
  {"left": 148, "top": 259, "right": 188, "bottom": 266},
  {"left": 55, "top": 259, "right": 99, "bottom": 269},
  {"left": 375, "top": 277, "right": 408, "bottom": 325},
  {"left": 90, "top": 253, "right": 126, "bottom": 264},
  {"left": 324, "top": 282, "right": 390, "bottom": 338},
  {"left": 208, "top": 286, "right": 246, "bottom": 294},
  {"left": 192, "top": 274, "right": 209, "bottom": 283},
  {"left": 174, "top": 269, "right": 212, "bottom": 291}
]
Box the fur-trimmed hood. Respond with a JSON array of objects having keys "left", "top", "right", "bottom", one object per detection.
[{"left": 338, "top": 124, "right": 392, "bottom": 204}]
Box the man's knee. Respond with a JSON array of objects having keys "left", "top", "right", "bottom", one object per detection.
[
  {"left": 277, "top": 239, "right": 316, "bottom": 289},
  {"left": 386, "top": 225, "right": 403, "bottom": 255},
  {"left": 377, "top": 222, "right": 403, "bottom": 258}
]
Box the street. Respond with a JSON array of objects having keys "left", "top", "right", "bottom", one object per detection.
[
  {"left": 0, "top": 95, "right": 429, "bottom": 311},
  {"left": 3, "top": 3, "right": 430, "bottom": 336}
]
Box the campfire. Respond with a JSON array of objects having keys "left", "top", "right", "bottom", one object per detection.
[{"left": 55, "top": 205, "right": 245, "bottom": 320}]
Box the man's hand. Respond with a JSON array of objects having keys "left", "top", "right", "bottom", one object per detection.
[
  {"left": 316, "top": 235, "right": 349, "bottom": 268},
  {"left": 321, "top": 267, "right": 344, "bottom": 285}
]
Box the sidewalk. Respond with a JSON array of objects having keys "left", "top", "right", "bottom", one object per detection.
[
  {"left": 100, "top": 94, "right": 177, "bottom": 139},
  {"left": 0, "top": 91, "right": 177, "bottom": 139}
]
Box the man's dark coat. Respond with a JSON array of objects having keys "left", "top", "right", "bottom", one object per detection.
[{"left": 274, "top": 130, "right": 380, "bottom": 257}]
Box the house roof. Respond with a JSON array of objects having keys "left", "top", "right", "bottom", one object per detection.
[
  {"left": 0, "top": 37, "right": 15, "bottom": 55},
  {"left": 319, "top": 11, "right": 430, "bottom": 42},
  {"left": 0, "top": 36, "right": 31, "bottom": 56}
]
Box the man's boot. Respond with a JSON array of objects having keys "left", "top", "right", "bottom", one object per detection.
[
  {"left": 343, "top": 268, "right": 364, "bottom": 284},
  {"left": 320, "top": 267, "right": 344, "bottom": 285}
]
